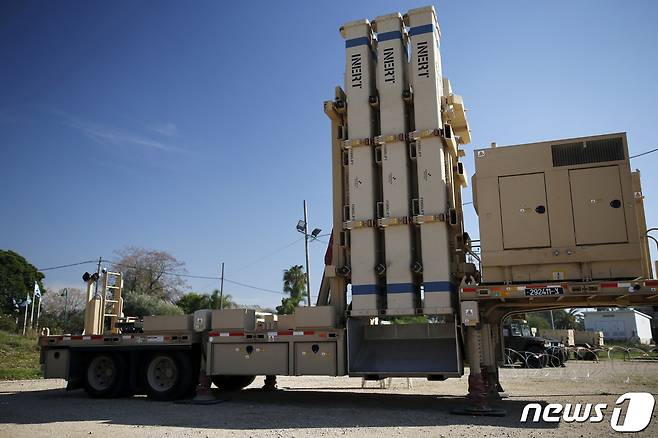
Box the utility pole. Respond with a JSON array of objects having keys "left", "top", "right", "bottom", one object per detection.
[
  {"left": 303, "top": 200, "right": 311, "bottom": 306},
  {"left": 219, "top": 262, "right": 225, "bottom": 309},
  {"left": 94, "top": 257, "right": 102, "bottom": 298}
]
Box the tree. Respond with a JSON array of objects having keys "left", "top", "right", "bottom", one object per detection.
[
  {"left": 37, "top": 288, "right": 86, "bottom": 334},
  {"left": 42, "top": 287, "right": 86, "bottom": 315},
  {"left": 276, "top": 265, "right": 306, "bottom": 315},
  {"left": 123, "top": 292, "right": 183, "bottom": 317},
  {"left": 554, "top": 308, "right": 584, "bottom": 330},
  {"left": 176, "top": 292, "right": 208, "bottom": 314},
  {"left": 176, "top": 290, "right": 237, "bottom": 314},
  {"left": 114, "top": 246, "right": 188, "bottom": 301},
  {"left": 0, "top": 250, "right": 45, "bottom": 315},
  {"left": 526, "top": 313, "right": 551, "bottom": 331},
  {"left": 208, "top": 289, "right": 236, "bottom": 310}
]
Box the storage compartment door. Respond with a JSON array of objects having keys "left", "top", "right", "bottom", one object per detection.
[
  {"left": 211, "top": 343, "right": 289, "bottom": 375},
  {"left": 294, "top": 342, "right": 337, "bottom": 376},
  {"left": 569, "top": 166, "right": 628, "bottom": 245},
  {"left": 499, "top": 173, "right": 551, "bottom": 249}
]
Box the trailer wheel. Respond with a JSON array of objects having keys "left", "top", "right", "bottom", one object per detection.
[
  {"left": 211, "top": 375, "right": 256, "bottom": 391},
  {"left": 83, "top": 354, "right": 126, "bottom": 398},
  {"left": 144, "top": 352, "right": 193, "bottom": 401}
]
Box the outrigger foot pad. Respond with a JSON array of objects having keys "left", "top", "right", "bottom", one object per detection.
[
  {"left": 175, "top": 397, "right": 227, "bottom": 405},
  {"left": 451, "top": 406, "right": 507, "bottom": 417}
]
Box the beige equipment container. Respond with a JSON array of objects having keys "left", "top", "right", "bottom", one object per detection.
[
  {"left": 473, "top": 133, "right": 647, "bottom": 284},
  {"left": 574, "top": 330, "right": 605, "bottom": 347},
  {"left": 142, "top": 314, "right": 193, "bottom": 333},
  {"left": 294, "top": 306, "right": 337, "bottom": 329},
  {"left": 211, "top": 309, "right": 256, "bottom": 331}
]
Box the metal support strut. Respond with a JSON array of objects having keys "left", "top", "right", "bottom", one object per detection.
[{"left": 452, "top": 327, "right": 506, "bottom": 416}]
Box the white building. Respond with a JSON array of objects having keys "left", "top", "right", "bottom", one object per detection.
[{"left": 583, "top": 309, "right": 653, "bottom": 345}]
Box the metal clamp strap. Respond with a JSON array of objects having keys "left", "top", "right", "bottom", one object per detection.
[
  {"left": 409, "top": 128, "right": 442, "bottom": 141},
  {"left": 412, "top": 213, "right": 445, "bottom": 225},
  {"left": 374, "top": 133, "right": 407, "bottom": 145},
  {"left": 378, "top": 216, "right": 411, "bottom": 228},
  {"left": 342, "top": 137, "right": 374, "bottom": 149},
  {"left": 343, "top": 219, "right": 376, "bottom": 230}
]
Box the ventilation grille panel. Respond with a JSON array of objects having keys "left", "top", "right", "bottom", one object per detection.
[{"left": 551, "top": 137, "right": 625, "bottom": 167}]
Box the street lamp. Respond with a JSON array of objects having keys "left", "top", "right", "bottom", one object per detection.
[{"left": 296, "top": 200, "right": 320, "bottom": 307}]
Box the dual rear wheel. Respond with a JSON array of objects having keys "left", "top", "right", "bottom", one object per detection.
[{"left": 83, "top": 351, "right": 196, "bottom": 400}]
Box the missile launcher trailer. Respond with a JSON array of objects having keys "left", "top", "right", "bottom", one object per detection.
[{"left": 39, "top": 4, "right": 658, "bottom": 414}]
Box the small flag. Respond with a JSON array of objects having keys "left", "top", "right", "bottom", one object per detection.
[
  {"left": 34, "top": 282, "right": 41, "bottom": 299},
  {"left": 19, "top": 297, "right": 31, "bottom": 307}
]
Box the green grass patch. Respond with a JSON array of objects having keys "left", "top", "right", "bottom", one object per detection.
[{"left": 0, "top": 330, "right": 41, "bottom": 380}]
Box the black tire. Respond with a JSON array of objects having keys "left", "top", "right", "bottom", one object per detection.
[
  {"left": 526, "top": 345, "right": 547, "bottom": 368},
  {"left": 83, "top": 353, "right": 127, "bottom": 398},
  {"left": 144, "top": 352, "right": 194, "bottom": 401},
  {"left": 211, "top": 375, "right": 256, "bottom": 391}
]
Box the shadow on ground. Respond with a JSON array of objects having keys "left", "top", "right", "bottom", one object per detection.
[{"left": 0, "top": 387, "right": 557, "bottom": 430}]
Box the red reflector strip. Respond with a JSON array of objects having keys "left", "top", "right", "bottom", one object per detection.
[
  {"left": 72, "top": 336, "right": 83, "bottom": 340},
  {"left": 91, "top": 335, "right": 103, "bottom": 340},
  {"left": 462, "top": 287, "right": 477, "bottom": 293},
  {"left": 56, "top": 336, "right": 63, "bottom": 341},
  {"left": 208, "top": 331, "right": 219, "bottom": 337},
  {"left": 524, "top": 284, "right": 547, "bottom": 288},
  {"left": 600, "top": 282, "right": 618, "bottom": 288},
  {"left": 645, "top": 280, "right": 658, "bottom": 287},
  {"left": 277, "top": 330, "right": 293, "bottom": 336},
  {"left": 164, "top": 336, "right": 172, "bottom": 341},
  {"left": 303, "top": 331, "right": 314, "bottom": 336},
  {"left": 229, "top": 332, "right": 244, "bottom": 337},
  {"left": 319, "top": 332, "right": 327, "bottom": 338}
]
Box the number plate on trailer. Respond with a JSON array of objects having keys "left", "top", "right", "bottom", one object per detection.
[{"left": 524, "top": 286, "right": 564, "bottom": 296}]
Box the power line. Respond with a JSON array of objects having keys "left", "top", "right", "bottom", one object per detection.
[
  {"left": 630, "top": 147, "right": 658, "bottom": 159},
  {"left": 233, "top": 237, "right": 304, "bottom": 273},
  {"left": 106, "top": 259, "right": 285, "bottom": 295},
  {"left": 38, "top": 260, "right": 97, "bottom": 271},
  {"left": 222, "top": 278, "right": 284, "bottom": 295}
]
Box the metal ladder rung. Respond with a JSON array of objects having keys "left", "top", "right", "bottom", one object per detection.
[
  {"left": 106, "top": 285, "right": 120, "bottom": 289},
  {"left": 104, "top": 314, "right": 118, "bottom": 317},
  {"left": 105, "top": 299, "right": 119, "bottom": 303}
]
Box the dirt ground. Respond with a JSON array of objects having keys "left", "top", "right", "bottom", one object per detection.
[{"left": 1, "top": 361, "right": 657, "bottom": 437}]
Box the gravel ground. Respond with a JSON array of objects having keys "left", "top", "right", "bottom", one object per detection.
[{"left": 1, "top": 361, "right": 657, "bottom": 437}]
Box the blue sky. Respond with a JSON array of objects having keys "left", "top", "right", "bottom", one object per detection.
[{"left": 1, "top": 0, "right": 657, "bottom": 309}]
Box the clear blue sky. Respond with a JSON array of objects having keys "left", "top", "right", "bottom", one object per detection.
[{"left": 1, "top": 0, "right": 657, "bottom": 308}]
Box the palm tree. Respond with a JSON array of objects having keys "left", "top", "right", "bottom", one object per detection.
[
  {"left": 277, "top": 265, "right": 307, "bottom": 315},
  {"left": 283, "top": 265, "right": 306, "bottom": 304},
  {"left": 209, "top": 289, "right": 235, "bottom": 309}
]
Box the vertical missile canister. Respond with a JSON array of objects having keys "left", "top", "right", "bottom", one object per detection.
[
  {"left": 341, "top": 20, "right": 381, "bottom": 316},
  {"left": 406, "top": 6, "right": 454, "bottom": 315},
  {"left": 373, "top": 13, "right": 417, "bottom": 315}
]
